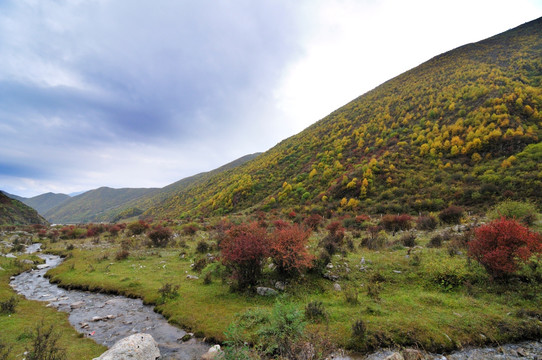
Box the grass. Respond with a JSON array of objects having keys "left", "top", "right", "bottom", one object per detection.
[
  {"left": 41, "top": 223, "right": 542, "bottom": 354},
  {"left": 0, "top": 253, "right": 106, "bottom": 360}
]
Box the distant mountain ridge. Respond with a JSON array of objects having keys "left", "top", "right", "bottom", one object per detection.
[
  {"left": 38, "top": 153, "right": 261, "bottom": 223},
  {"left": 0, "top": 191, "right": 48, "bottom": 225}
]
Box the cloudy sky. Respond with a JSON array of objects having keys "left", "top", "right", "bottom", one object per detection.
[{"left": 1, "top": 0, "right": 541, "bottom": 197}]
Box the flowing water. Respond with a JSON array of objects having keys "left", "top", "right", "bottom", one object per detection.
[{"left": 10, "top": 251, "right": 210, "bottom": 360}]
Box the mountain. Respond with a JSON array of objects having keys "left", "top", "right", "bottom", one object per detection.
[
  {"left": 43, "top": 153, "right": 261, "bottom": 223},
  {"left": 43, "top": 187, "right": 158, "bottom": 224},
  {"left": 142, "top": 17, "right": 542, "bottom": 219},
  {"left": 21, "top": 193, "right": 71, "bottom": 214},
  {"left": 0, "top": 191, "right": 48, "bottom": 225}
]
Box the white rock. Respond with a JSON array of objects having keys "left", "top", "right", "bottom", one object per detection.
[
  {"left": 333, "top": 283, "right": 342, "bottom": 291},
  {"left": 201, "top": 345, "right": 221, "bottom": 360},
  {"left": 93, "top": 333, "right": 160, "bottom": 360}
]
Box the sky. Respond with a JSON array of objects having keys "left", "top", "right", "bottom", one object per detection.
[{"left": 1, "top": 0, "right": 541, "bottom": 198}]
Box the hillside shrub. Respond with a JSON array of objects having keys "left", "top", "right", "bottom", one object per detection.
[
  {"left": 270, "top": 223, "right": 313, "bottom": 277},
  {"left": 26, "top": 322, "right": 66, "bottom": 360},
  {"left": 220, "top": 222, "right": 269, "bottom": 289},
  {"left": 400, "top": 232, "right": 417, "bottom": 247},
  {"left": 0, "top": 296, "right": 18, "bottom": 314},
  {"left": 416, "top": 215, "right": 438, "bottom": 231},
  {"left": 304, "top": 301, "right": 327, "bottom": 323},
  {"left": 438, "top": 206, "right": 463, "bottom": 224},
  {"left": 196, "top": 240, "right": 210, "bottom": 254},
  {"left": 380, "top": 214, "right": 412, "bottom": 235},
  {"left": 469, "top": 217, "right": 542, "bottom": 279},
  {"left": 304, "top": 213, "right": 324, "bottom": 230},
  {"left": 182, "top": 223, "right": 200, "bottom": 236},
  {"left": 147, "top": 225, "right": 172, "bottom": 247},
  {"left": 428, "top": 234, "right": 443, "bottom": 248},
  {"left": 488, "top": 200, "right": 538, "bottom": 226},
  {"left": 127, "top": 220, "right": 149, "bottom": 235}
]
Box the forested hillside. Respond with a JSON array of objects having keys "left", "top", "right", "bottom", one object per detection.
[
  {"left": 0, "top": 192, "right": 48, "bottom": 225},
  {"left": 145, "top": 17, "right": 542, "bottom": 219}
]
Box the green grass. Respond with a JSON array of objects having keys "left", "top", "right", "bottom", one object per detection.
[
  {"left": 42, "top": 227, "right": 542, "bottom": 354},
  {"left": 0, "top": 255, "right": 106, "bottom": 360}
]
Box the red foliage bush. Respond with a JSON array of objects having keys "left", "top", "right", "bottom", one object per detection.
[
  {"left": 270, "top": 223, "right": 313, "bottom": 277},
  {"left": 108, "top": 225, "right": 122, "bottom": 236},
  {"left": 304, "top": 214, "right": 324, "bottom": 230},
  {"left": 469, "top": 218, "right": 542, "bottom": 278},
  {"left": 380, "top": 214, "right": 412, "bottom": 235},
  {"left": 355, "top": 214, "right": 371, "bottom": 223},
  {"left": 273, "top": 219, "right": 291, "bottom": 230},
  {"left": 220, "top": 222, "right": 269, "bottom": 288},
  {"left": 127, "top": 220, "right": 149, "bottom": 235},
  {"left": 147, "top": 225, "right": 172, "bottom": 247}
]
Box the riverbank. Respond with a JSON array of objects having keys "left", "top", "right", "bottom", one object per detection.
[{"left": 0, "top": 243, "right": 105, "bottom": 359}]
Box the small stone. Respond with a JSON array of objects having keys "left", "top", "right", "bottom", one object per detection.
[
  {"left": 326, "top": 263, "right": 334, "bottom": 269},
  {"left": 186, "top": 275, "right": 199, "bottom": 280},
  {"left": 393, "top": 270, "right": 402, "bottom": 274},
  {"left": 105, "top": 314, "right": 116, "bottom": 320},
  {"left": 256, "top": 287, "right": 278, "bottom": 296},
  {"left": 333, "top": 283, "right": 342, "bottom": 291},
  {"left": 37, "top": 264, "right": 50, "bottom": 269},
  {"left": 81, "top": 323, "right": 90, "bottom": 329},
  {"left": 0, "top": 266, "right": 4, "bottom": 271},
  {"left": 70, "top": 301, "right": 84, "bottom": 309},
  {"left": 92, "top": 316, "right": 104, "bottom": 322},
  {"left": 274, "top": 281, "right": 285, "bottom": 291},
  {"left": 517, "top": 347, "right": 528, "bottom": 357},
  {"left": 22, "top": 259, "right": 34, "bottom": 265}
]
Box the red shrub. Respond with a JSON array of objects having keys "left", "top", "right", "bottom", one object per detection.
[
  {"left": 220, "top": 222, "right": 269, "bottom": 288},
  {"left": 270, "top": 224, "right": 313, "bottom": 277},
  {"left": 380, "top": 214, "right": 412, "bottom": 235},
  {"left": 469, "top": 218, "right": 542, "bottom": 278},
  {"left": 304, "top": 214, "right": 324, "bottom": 230},
  {"left": 147, "top": 225, "right": 172, "bottom": 247},
  {"left": 355, "top": 214, "right": 371, "bottom": 223},
  {"left": 326, "top": 221, "right": 345, "bottom": 239},
  {"left": 273, "top": 219, "right": 291, "bottom": 230},
  {"left": 182, "top": 223, "right": 199, "bottom": 236},
  {"left": 127, "top": 220, "right": 149, "bottom": 235},
  {"left": 108, "top": 225, "right": 122, "bottom": 236}
]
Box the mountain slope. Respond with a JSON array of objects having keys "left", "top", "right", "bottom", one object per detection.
[
  {"left": 42, "top": 153, "right": 261, "bottom": 223},
  {"left": 0, "top": 191, "right": 48, "bottom": 225},
  {"left": 44, "top": 187, "right": 158, "bottom": 224},
  {"left": 105, "top": 153, "right": 262, "bottom": 221},
  {"left": 145, "top": 17, "right": 542, "bottom": 219},
  {"left": 19, "top": 192, "right": 71, "bottom": 214}
]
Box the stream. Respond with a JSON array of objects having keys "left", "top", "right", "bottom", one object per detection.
[
  {"left": 10, "top": 250, "right": 210, "bottom": 360},
  {"left": 8, "top": 245, "right": 542, "bottom": 360}
]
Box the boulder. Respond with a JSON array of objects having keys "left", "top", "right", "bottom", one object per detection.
[
  {"left": 256, "top": 287, "right": 278, "bottom": 296},
  {"left": 201, "top": 345, "right": 221, "bottom": 360},
  {"left": 93, "top": 333, "right": 160, "bottom": 360}
]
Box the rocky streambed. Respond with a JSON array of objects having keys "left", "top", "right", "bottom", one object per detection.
[
  {"left": 10, "top": 252, "right": 210, "bottom": 360},
  {"left": 7, "top": 245, "right": 542, "bottom": 360}
]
